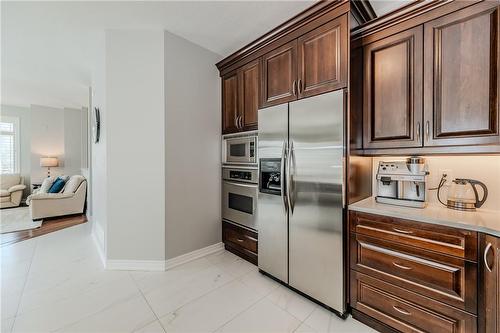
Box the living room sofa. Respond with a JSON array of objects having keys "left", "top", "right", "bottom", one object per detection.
[
  {"left": 0, "top": 174, "right": 27, "bottom": 209},
  {"left": 28, "top": 175, "right": 87, "bottom": 220}
]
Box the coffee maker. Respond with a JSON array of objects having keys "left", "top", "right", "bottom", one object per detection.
[{"left": 376, "top": 157, "right": 429, "bottom": 208}]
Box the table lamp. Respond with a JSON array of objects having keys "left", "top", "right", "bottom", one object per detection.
[{"left": 40, "top": 157, "right": 58, "bottom": 178}]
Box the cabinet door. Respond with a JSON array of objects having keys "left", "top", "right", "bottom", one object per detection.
[
  {"left": 480, "top": 234, "right": 499, "bottom": 333},
  {"left": 297, "top": 14, "right": 347, "bottom": 98},
  {"left": 363, "top": 26, "right": 424, "bottom": 149},
  {"left": 423, "top": 3, "right": 500, "bottom": 147},
  {"left": 261, "top": 40, "right": 297, "bottom": 108},
  {"left": 222, "top": 72, "right": 239, "bottom": 134},
  {"left": 239, "top": 59, "right": 260, "bottom": 131}
]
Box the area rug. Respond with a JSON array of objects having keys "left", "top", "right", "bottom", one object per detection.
[{"left": 0, "top": 207, "right": 41, "bottom": 234}]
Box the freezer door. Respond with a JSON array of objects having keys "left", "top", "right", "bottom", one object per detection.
[
  {"left": 257, "top": 103, "right": 289, "bottom": 283},
  {"left": 288, "top": 91, "right": 345, "bottom": 312}
]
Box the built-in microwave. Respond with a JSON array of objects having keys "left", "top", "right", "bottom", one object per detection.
[{"left": 222, "top": 133, "right": 257, "bottom": 165}]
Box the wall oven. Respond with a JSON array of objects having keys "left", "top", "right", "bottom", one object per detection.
[
  {"left": 222, "top": 132, "right": 257, "bottom": 165},
  {"left": 222, "top": 166, "right": 258, "bottom": 231}
]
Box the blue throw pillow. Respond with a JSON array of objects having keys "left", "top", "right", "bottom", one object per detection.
[{"left": 48, "top": 178, "right": 66, "bottom": 193}]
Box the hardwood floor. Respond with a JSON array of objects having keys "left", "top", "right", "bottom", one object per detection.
[{"left": 1, "top": 213, "right": 88, "bottom": 247}]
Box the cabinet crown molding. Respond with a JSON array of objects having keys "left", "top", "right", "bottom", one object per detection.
[
  {"left": 216, "top": 0, "right": 348, "bottom": 75},
  {"left": 351, "top": 0, "right": 484, "bottom": 42}
]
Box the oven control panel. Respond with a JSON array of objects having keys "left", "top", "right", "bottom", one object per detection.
[
  {"left": 222, "top": 167, "right": 258, "bottom": 184},
  {"left": 230, "top": 170, "right": 253, "bottom": 181}
]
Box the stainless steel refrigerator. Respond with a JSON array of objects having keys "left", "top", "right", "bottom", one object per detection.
[{"left": 257, "top": 90, "right": 346, "bottom": 314}]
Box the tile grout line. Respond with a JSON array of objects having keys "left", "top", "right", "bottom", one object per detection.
[
  {"left": 135, "top": 254, "right": 255, "bottom": 330},
  {"left": 10, "top": 238, "right": 38, "bottom": 332},
  {"left": 128, "top": 271, "right": 168, "bottom": 333},
  {"left": 128, "top": 255, "right": 235, "bottom": 331},
  {"left": 144, "top": 255, "right": 244, "bottom": 323},
  {"left": 51, "top": 291, "right": 141, "bottom": 333},
  {"left": 210, "top": 277, "right": 280, "bottom": 332},
  {"left": 292, "top": 304, "right": 318, "bottom": 332},
  {"left": 9, "top": 247, "right": 117, "bottom": 316},
  {"left": 156, "top": 273, "right": 236, "bottom": 325},
  {"left": 48, "top": 271, "right": 145, "bottom": 332},
  {"left": 13, "top": 231, "right": 141, "bottom": 332}
]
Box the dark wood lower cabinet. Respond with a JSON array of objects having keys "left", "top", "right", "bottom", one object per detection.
[
  {"left": 349, "top": 211, "right": 480, "bottom": 333},
  {"left": 350, "top": 211, "right": 478, "bottom": 261},
  {"left": 222, "top": 221, "right": 257, "bottom": 265},
  {"left": 350, "top": 233, "right": 477, "bottom": 313},
  {"left": 479, "top": 233, "right": 500, "bottom": 333},
  {"left": 351, "top": 271, "right": 477, "bottom": 333}
]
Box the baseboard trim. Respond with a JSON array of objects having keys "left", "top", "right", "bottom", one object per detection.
[
  {"left": 91, "top": 218, "right": 106, "bottom": 268},
  {"left": 102, "top": 242, "right": 224, "bottom": 271},
  {"left": 106, "top": 259, "right": 166, "bottom": 271},
  {"left": 165, "top": 242, "right": 224, "bottom": 270}
]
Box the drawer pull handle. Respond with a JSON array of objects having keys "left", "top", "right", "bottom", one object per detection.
[
  {"left": 236, "top": 238, "right": 244, "bottom": 243},
  {"left": 484, "top": 242, "right": 494, "bottom": 272},
  {"left": 392, "top": 228, "right": 413, "bottom": 235},
  {"left": 393, "top": 305, "right": 411, "bottom": 316},
  {"left": 393, "top": 262, "right": 412, "bottom": 270}
]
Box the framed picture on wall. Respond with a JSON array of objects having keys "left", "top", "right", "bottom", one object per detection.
[{"left": 92, "top": 107, "right": 101, "bottom": 143}]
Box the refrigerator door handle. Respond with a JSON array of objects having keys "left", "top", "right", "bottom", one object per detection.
[
  {"left": 281, "top": 141, "right": 288, "bottom": 212},
  {"left": 287, "top": 140, "right": 295, "bottom": 214},
  {"left": 342, "top": 156, "right": 346, "bottom": 208}
]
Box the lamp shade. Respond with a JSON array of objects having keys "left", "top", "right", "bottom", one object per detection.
[{"left": 40, "top": 157, "right": 58, "bottom": 167}]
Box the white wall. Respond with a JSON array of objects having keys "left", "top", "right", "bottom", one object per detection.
[
  {"left": 29, "top": 104, "right": 85, "bottom": 183},
  {"left": 30, "top": 104, "right": 65, "bottom": 182},
  {"left": 90, "top": 29, "right": 221, "bottom": 266},
  {"left": 90, "top": 32, "right": 107, "bottom": 255},
  {"left": 105, "top": 30, "right": 166, "bottom": 262},
  {"left": 63, "top": 107, "right": 83, "bottom": 176},
  {"left": 371, "top": 156, "right": 500, "bottom": 211},
  {"left": 0, "top": 104, "right": 31, "bottom": 197},
  {"left": 164, "top": 31, "right": 221, "bottom": 259}
]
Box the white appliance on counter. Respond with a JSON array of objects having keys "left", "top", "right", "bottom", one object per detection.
[{"left": 375, "top": 157, "right": 429, "bottom": 208}]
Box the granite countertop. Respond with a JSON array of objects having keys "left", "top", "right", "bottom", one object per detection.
[{"left": 349, "top": 197, "right": 500, "bottom": 237}]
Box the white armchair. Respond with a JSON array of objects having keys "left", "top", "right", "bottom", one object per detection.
[
  {"left": 0, "top": 174, "right": 27, "bottom": 209},
  {"left": 29, "top": 175, "right": 87, "bottom": 220}
]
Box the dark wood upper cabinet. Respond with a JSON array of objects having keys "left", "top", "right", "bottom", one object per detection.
[
  {"left": 222, "top": 72, "right": 239, "bottom": 134},
  {"left": 363, "top": 26, "right": 424, "bottom": 149},
  {"left": 261, "top": 14, "right": 348, "bottom": 108},
  {"left": 239, "top": 59, "right": 260, "bottom": 131},
  {"left": 261, "top": 40, "right": 298, "bottom": 108},
  {"left": 220, "top": 7, "right": 349, "bottom": 121},
  {"left": 222, "top": 61, "right": 260, "bottom": 134},
  {"left": 479, "top": 233, "right": 499, "bottom": 333},
  {"left": 423, "top": 2, "right": 500, "bottom": 147},
  {"left": 297, "top": 14, "right": 347, "bottom": 98}
]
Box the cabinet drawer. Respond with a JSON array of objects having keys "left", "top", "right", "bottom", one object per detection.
[
  {"left": 351, "top": 271, "right": 477, "bottom": 333},
  {"left": 350, "top": 234, "right": 477, "bottom": 313},
  {"left": 222, "top": 221, "right": 257, "bottom": 264},
  {"left": 350, "top": 211, "right": 478, "bottom": 261}
]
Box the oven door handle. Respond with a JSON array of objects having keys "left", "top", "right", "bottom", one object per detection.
[
  {"left": 223, "top": 181, "right": 258, "bottom": 189},
  {"left": 281, "top": 140, "right": 288, "bottom": 212}
]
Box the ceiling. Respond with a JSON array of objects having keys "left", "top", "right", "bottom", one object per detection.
[
  {"left": 370, "top": 0, "right": 413, "bottom": 17},
  {"left": 1, "top": 1, "right": 412, "bottom": 110},
  {"left": 1, "top": 1, "right": 314, "bottom": 109}
]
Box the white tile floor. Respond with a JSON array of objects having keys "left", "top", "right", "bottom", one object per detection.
[{"left": 1, "top": 223, "right": 377, "bottom": 333}]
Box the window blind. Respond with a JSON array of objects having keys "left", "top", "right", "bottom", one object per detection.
[{"left": 0, "top": 117, "right": 19, "bottom": 174}]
